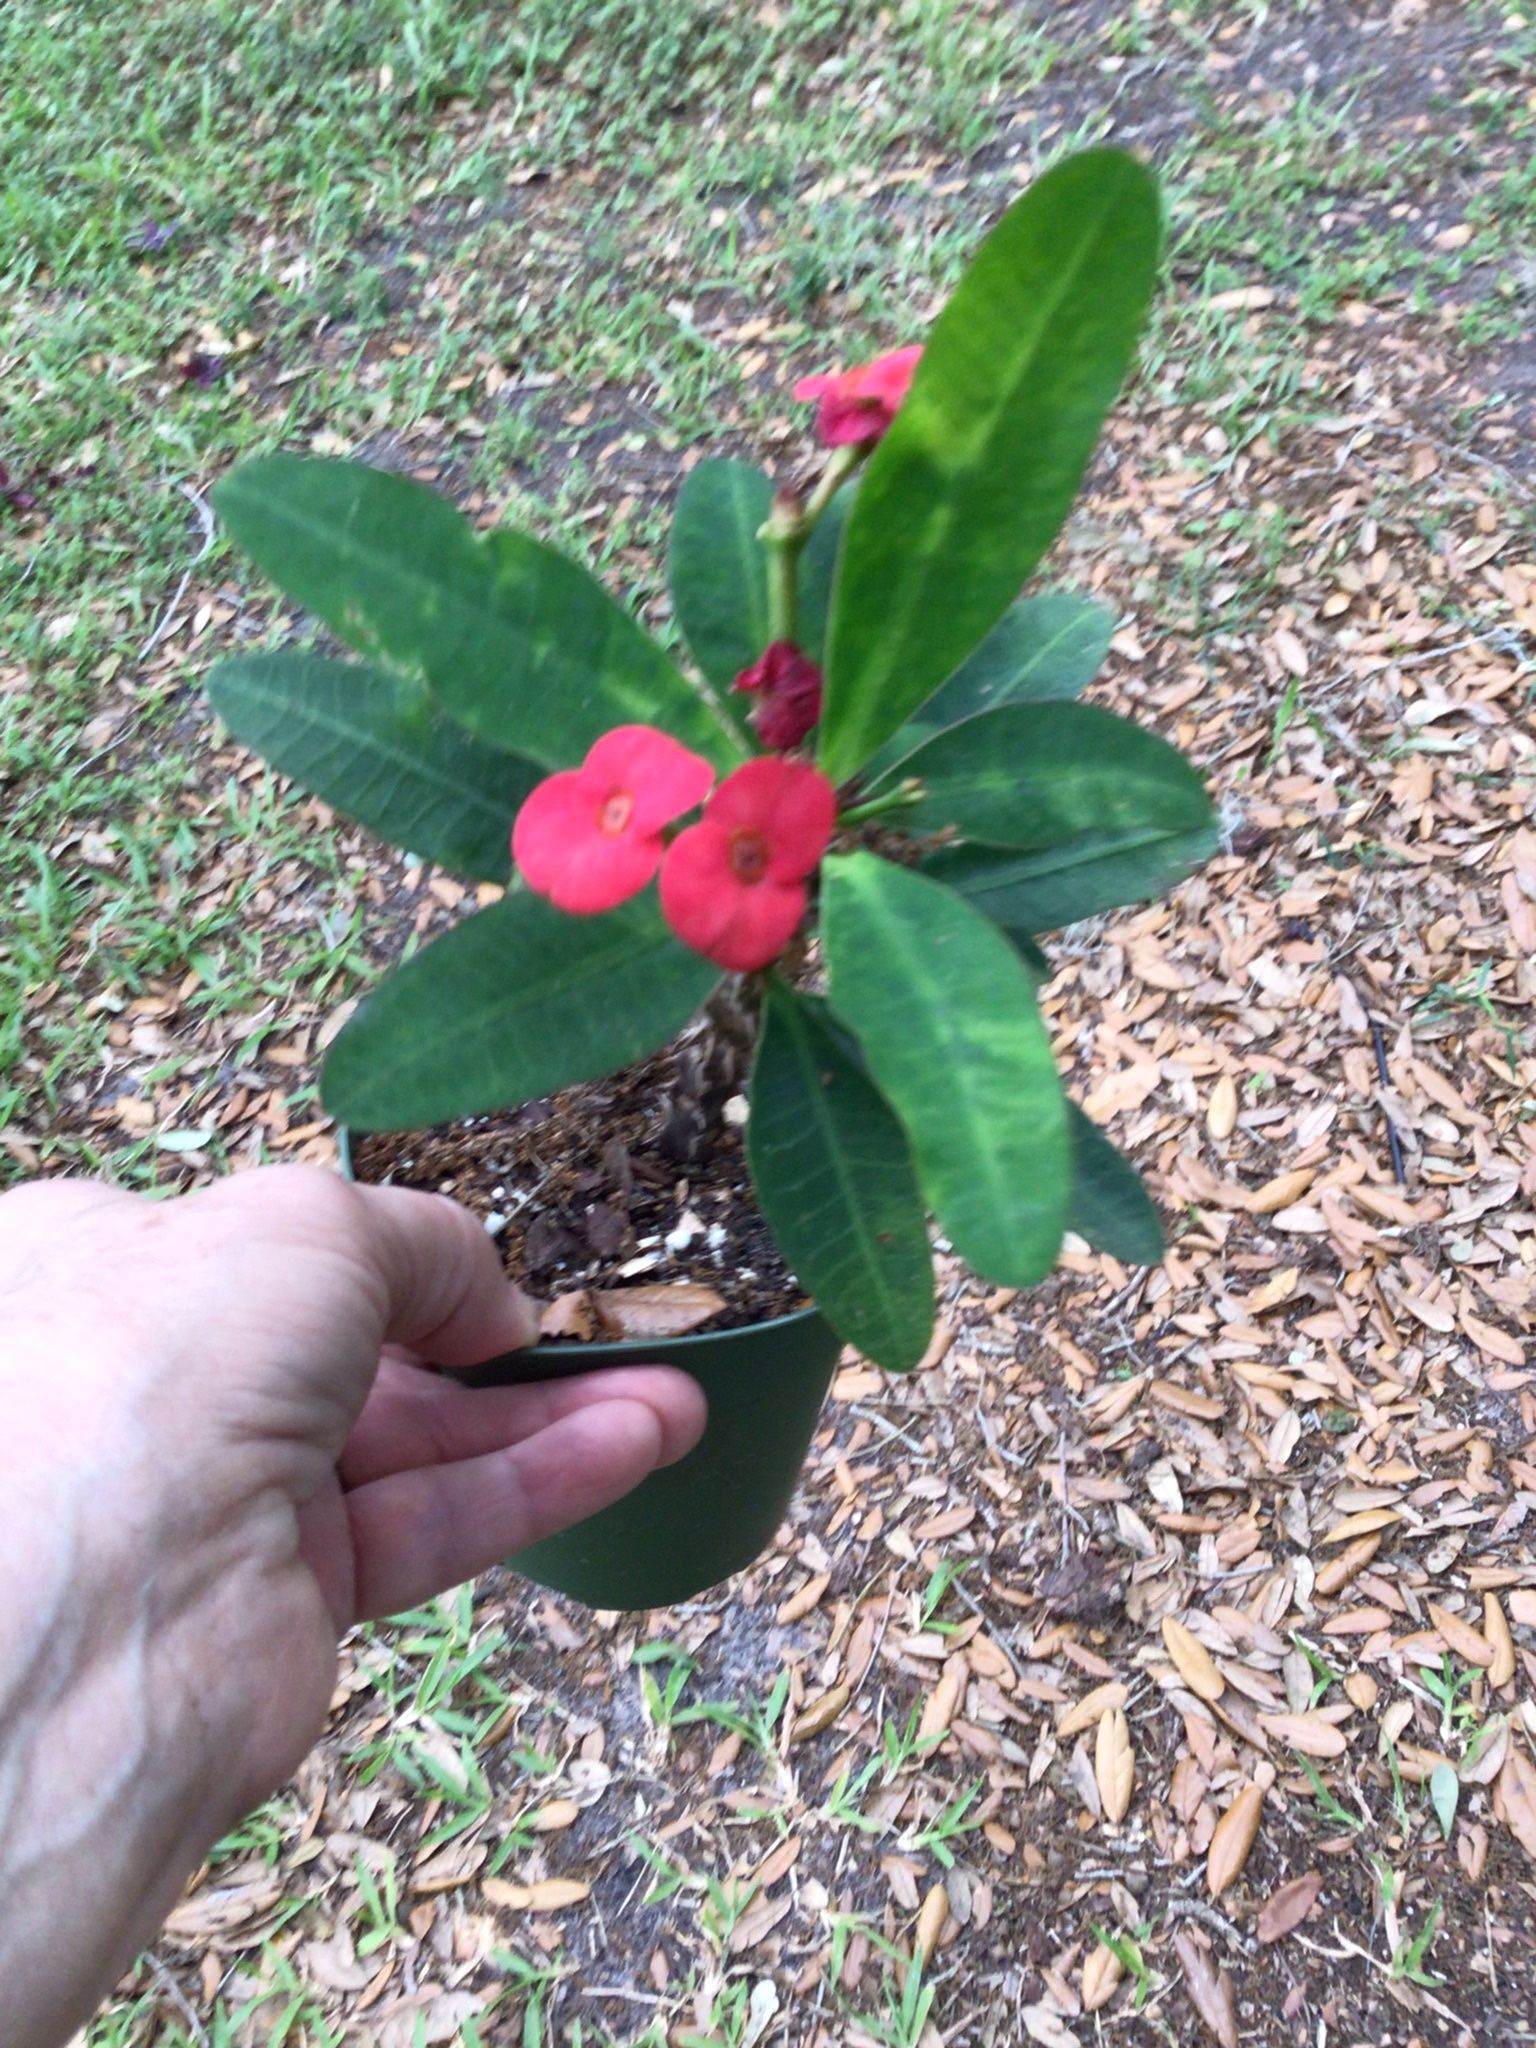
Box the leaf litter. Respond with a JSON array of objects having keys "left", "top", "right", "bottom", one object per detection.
[{"left": 24, "top": 2, "right": 1536, "bottom": 2043}]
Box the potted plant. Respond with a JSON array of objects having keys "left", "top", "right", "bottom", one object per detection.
[{"left": 205, "top": 147, "right": 1216, "bottom": 1610}]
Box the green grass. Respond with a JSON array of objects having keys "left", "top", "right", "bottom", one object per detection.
[{"left": 6, "top": 0, "right": 1533, "bottom": 1186}]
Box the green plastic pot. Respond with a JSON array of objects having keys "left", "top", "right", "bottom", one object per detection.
[{"left": 338, "top": 1129, "right": 842, "bottom": 1609}]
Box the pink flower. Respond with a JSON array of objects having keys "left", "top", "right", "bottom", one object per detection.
[
  {"left": 793, "top": 344, "right": 923, "bottom": 447},
  {"left": 659, "top": 757, "right": 836, "bottom": 972},
  {"left": 513, "top": 725, "right": 714, "bottom": 915},
  {"left": 732, "top": 640, "right": 824, "bottom": 750}
]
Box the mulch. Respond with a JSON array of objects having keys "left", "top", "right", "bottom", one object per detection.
[{"left": 24, "top": 4, "right": 1536, "bottom": 2043}]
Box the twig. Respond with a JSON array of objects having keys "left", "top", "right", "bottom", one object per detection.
[
  {"left": 849, "top": 1403, "right": 930, "bottom": 1461},
  {"left": 1165, "top": 1897, "right": 1256, "bottom": 1958},
  {"left": 145, "top": 1955, "right": 212, "bottom": 2048},
  {"left": 137, "top": 480, "right": 217, "bottom": 660},
  {"left": 1369, "top": 1016, "right": 1407, "bottom": 1186}
]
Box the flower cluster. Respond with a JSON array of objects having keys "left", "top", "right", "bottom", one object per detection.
[
  {"left": 514, "top": 729, "right": 835, "bottom": 972},
  {"left": 511, "top": 345, "right": 925, "bottom": 970}
]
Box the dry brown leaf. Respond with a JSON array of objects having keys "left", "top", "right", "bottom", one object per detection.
[
  {"left": 1314, "top": 1533, "right": 1381, "bottom": 1595},
  {"left": 776, "top": 1572, "right": 831, "bottom": 1626},
  {"left": 918, "top": 1653, "right": 968, "bottom": 1743},
  {"left": 527, "top": 1800, "right": 581, "bottom": 1833},
  {"left": 1206, "top": 1782, "right": 1264, "bottom": 1897},
  {"left": 1163, "top": 1618, "right": 1226, "bottom": 1703},
  {"left": 914, "top": 1884, "right": 949, "bottom": 1969},
  {"left": 1245, "top": 1265, "right": 1301, "bottom": 1314},
  {"left": 1206, "top": 1074, "right": 1238, "bottom": 1139},
  {"left": 1096, "top": 1706, "right": 1135, "bottom": 1824},
  {"left": 482, "top": 1876, "right": 591, "bottom": 1912},
  {"left": 539, "top": 1292, "right": 596, "bottom": 1339},
  {"left": 1428, "top": 1600, "right": 1495, "bottom": 1669},
  {"left": 1081, "top": 1939, "right": 1125, "bottom": 2013},
  {"left": 1321, "top": 1508, "right": 1399, "bottom": 1545},
  {"left": 1257, "top": 1870, "right": 1324, "bottom": 1944},
  {"left": 592, "top": 1283, "right": 725, "bottom": 1339},
  {"left": 1498, "top": 1748, "right": 1536, "bottom": 1860},
  {"left": 1344, "top": 1672, "right": 1379, "bottom": 1712},
  {"left": 1173, "top": 1930, "right": 1238, "bottom": 2048},
  {"left": 1245, "top": 1168, "right": 1316, "bottom": 1213},
  {"left": 1257, "top": 1712, "right": 1348, "bottom": 1758},
  {"left": 789, "top": 1682, "right": 850, "bottom": 1744},
  {"left": 1484, "top": 1593, "right": 1517, "bottom": 1687},
  {"left": 1149, "top": 1379, "right": 1226, "bottom": 1420},
  {"left": 1057, "top": 1682, "right": 1129, "bottom": 1740}
]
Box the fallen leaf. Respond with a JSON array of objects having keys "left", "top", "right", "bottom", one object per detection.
[
  {"left": 1163, "top": 1617, "right": 1226, "bottom": 1703},
  {"left": 1096, "top": 1706, "right": 1135, "bottom": 1824},
  {"left": 789, "top": 1682, "right": 849, "bottom": 1743},
  {"left": 592, "top": 1283, "right": 725, "bottom": 1339},
  {"left": 540, "top": 1292, "right": 596, "bottom": 1339},
  {"left": 1428, "top": 1600, "right": 1494, "bottom": 1669},
  {"left": 1206, "top": 1074, "right": 1238, "bottom": 1139},
  {"left": 1321, "top": 1508, "right": 1399, "bottom": 1545},
  {"left": 1257, "top": 1870, "right": 1324, "bottom": 1944},
  {"left": 481, "top": 1876, "right": 591, "bottom": 1912},
  {"left": 1257, "top": 1713, "right": 1348, "bottom": 1758},
  {"left": 914, "top": 1883, "right": 949, "bottom": 1968},
  {"left": 1081, "top": 1939, "right": 1125, "bottom": 2013},
  {"left": 1484, "top": 1593, "right": 1517, "bottom": 1687},
  {"left": 1245, "top": 1168, "right": 1316, "bottom": 1214},
  {"left": 1498, "top": 1749, "right": 1536, "bottom": 1860},
  {"left": 919, "top": 1654, "right": 968, "bottom": 1744},
  {"left": 1315, "top": 1534, "right": 1381, "bottom": 1595},
  {"left": 1206, "top": 1782, "right": 1264, "bottom": 1898},
  {"left": 1057, "top": 1682, "right": 1128, "bottom": 1741},
  {"left": 1020, "top": 2004, "right": 1082, "bottom": 2048},
  {"left": 1174, "top": 1930, "right": 1238, "bottom": 2048}
]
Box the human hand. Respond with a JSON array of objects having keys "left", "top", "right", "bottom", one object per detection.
[{"left": 0, "top": 1166, "right": 705, "bottom": 2048}]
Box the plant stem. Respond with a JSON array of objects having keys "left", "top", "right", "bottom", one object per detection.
[
  {"left": 766, "top": 528, "right": 800, "bottom": 645},
  {"left": 758, "top": 444, "right": 868, "bottom": 647},
  {"left": 836, "top": 780, "right": 923, "bottom": 827}
]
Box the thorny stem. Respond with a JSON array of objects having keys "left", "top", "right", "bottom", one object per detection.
[{"left": 758, "top": 443, "right": 868, "bottom": 648}]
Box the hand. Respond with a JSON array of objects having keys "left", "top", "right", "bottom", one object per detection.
[{"left": 0, "top": 1166, "right": 705, "bottom": 2048}]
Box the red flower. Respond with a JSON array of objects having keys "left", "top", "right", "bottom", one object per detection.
[
  {"left": 793, "top": 344, "right": 922, "bottom": 448},
  {"left": 660, "top": 757, "right": 836, "bottom": 972},
  {"left": 513, "top": 725, "right": 714, "bottom": 915},
  {"left": 732, "top": 640, "right": 823, "bottom": 750}
]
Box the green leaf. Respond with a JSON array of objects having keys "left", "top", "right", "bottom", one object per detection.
[
  {"left": 867, "top": 593, "right": 1114, "bottom": 781},
  {"left": 1066, "top": 1106, "right": 1163, "bottom": 1264},
  {"left": 214, "top": 455, "right": 741, "bottom": 772},
  {"left": 323, "top": 894, "right": 719, "bottom": 1131},
  {"left": 798, "top": 483, "right": 853, "bottom": 667},
  {"left": 1429, "top": 1763, "right": 1459, "bottom": 1844},
  {"left": 669, "top": 459, "right": 771, "bottom": 731},
  {"left": 748, "top": 984, "right": 934, "bottom": 1371},
  {"left": 821, "top": 852, "right": 1069, "bottom": 1287},
  {"left": 818, "top": 148, "right": 1162, "bottom": 781},
  {"left": 207, "top": 652, "right": 538, "bottom": 882},
  {"left": 914, "top": 702, "right": 1217, "bottom": 931},
  {"left": 905, "top": 700, "right": 1212, "bottom": 848}
]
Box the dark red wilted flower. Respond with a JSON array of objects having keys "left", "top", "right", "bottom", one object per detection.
[
  {"left": 733, "top": 640, "right": 823, "bottom": 750},
  {"left": 513, "top": 724, "right": 715, "bottom": 915},
  {"left": 793, "top": 344, "right": 922, "bottom": 448},
  {"left": 659, "top": 756, "right": 836, "bottom": 972}
]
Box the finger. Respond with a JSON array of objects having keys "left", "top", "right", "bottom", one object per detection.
[
  {"left": 339, "top": 1360, "right": 707, "bottom": 1487},
  {"left": 350, "top": 1181, "right": 539, "bottom": 1363},
  {"left": 344, "top": 1388, "right": 704, "bottom": 1619}
]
